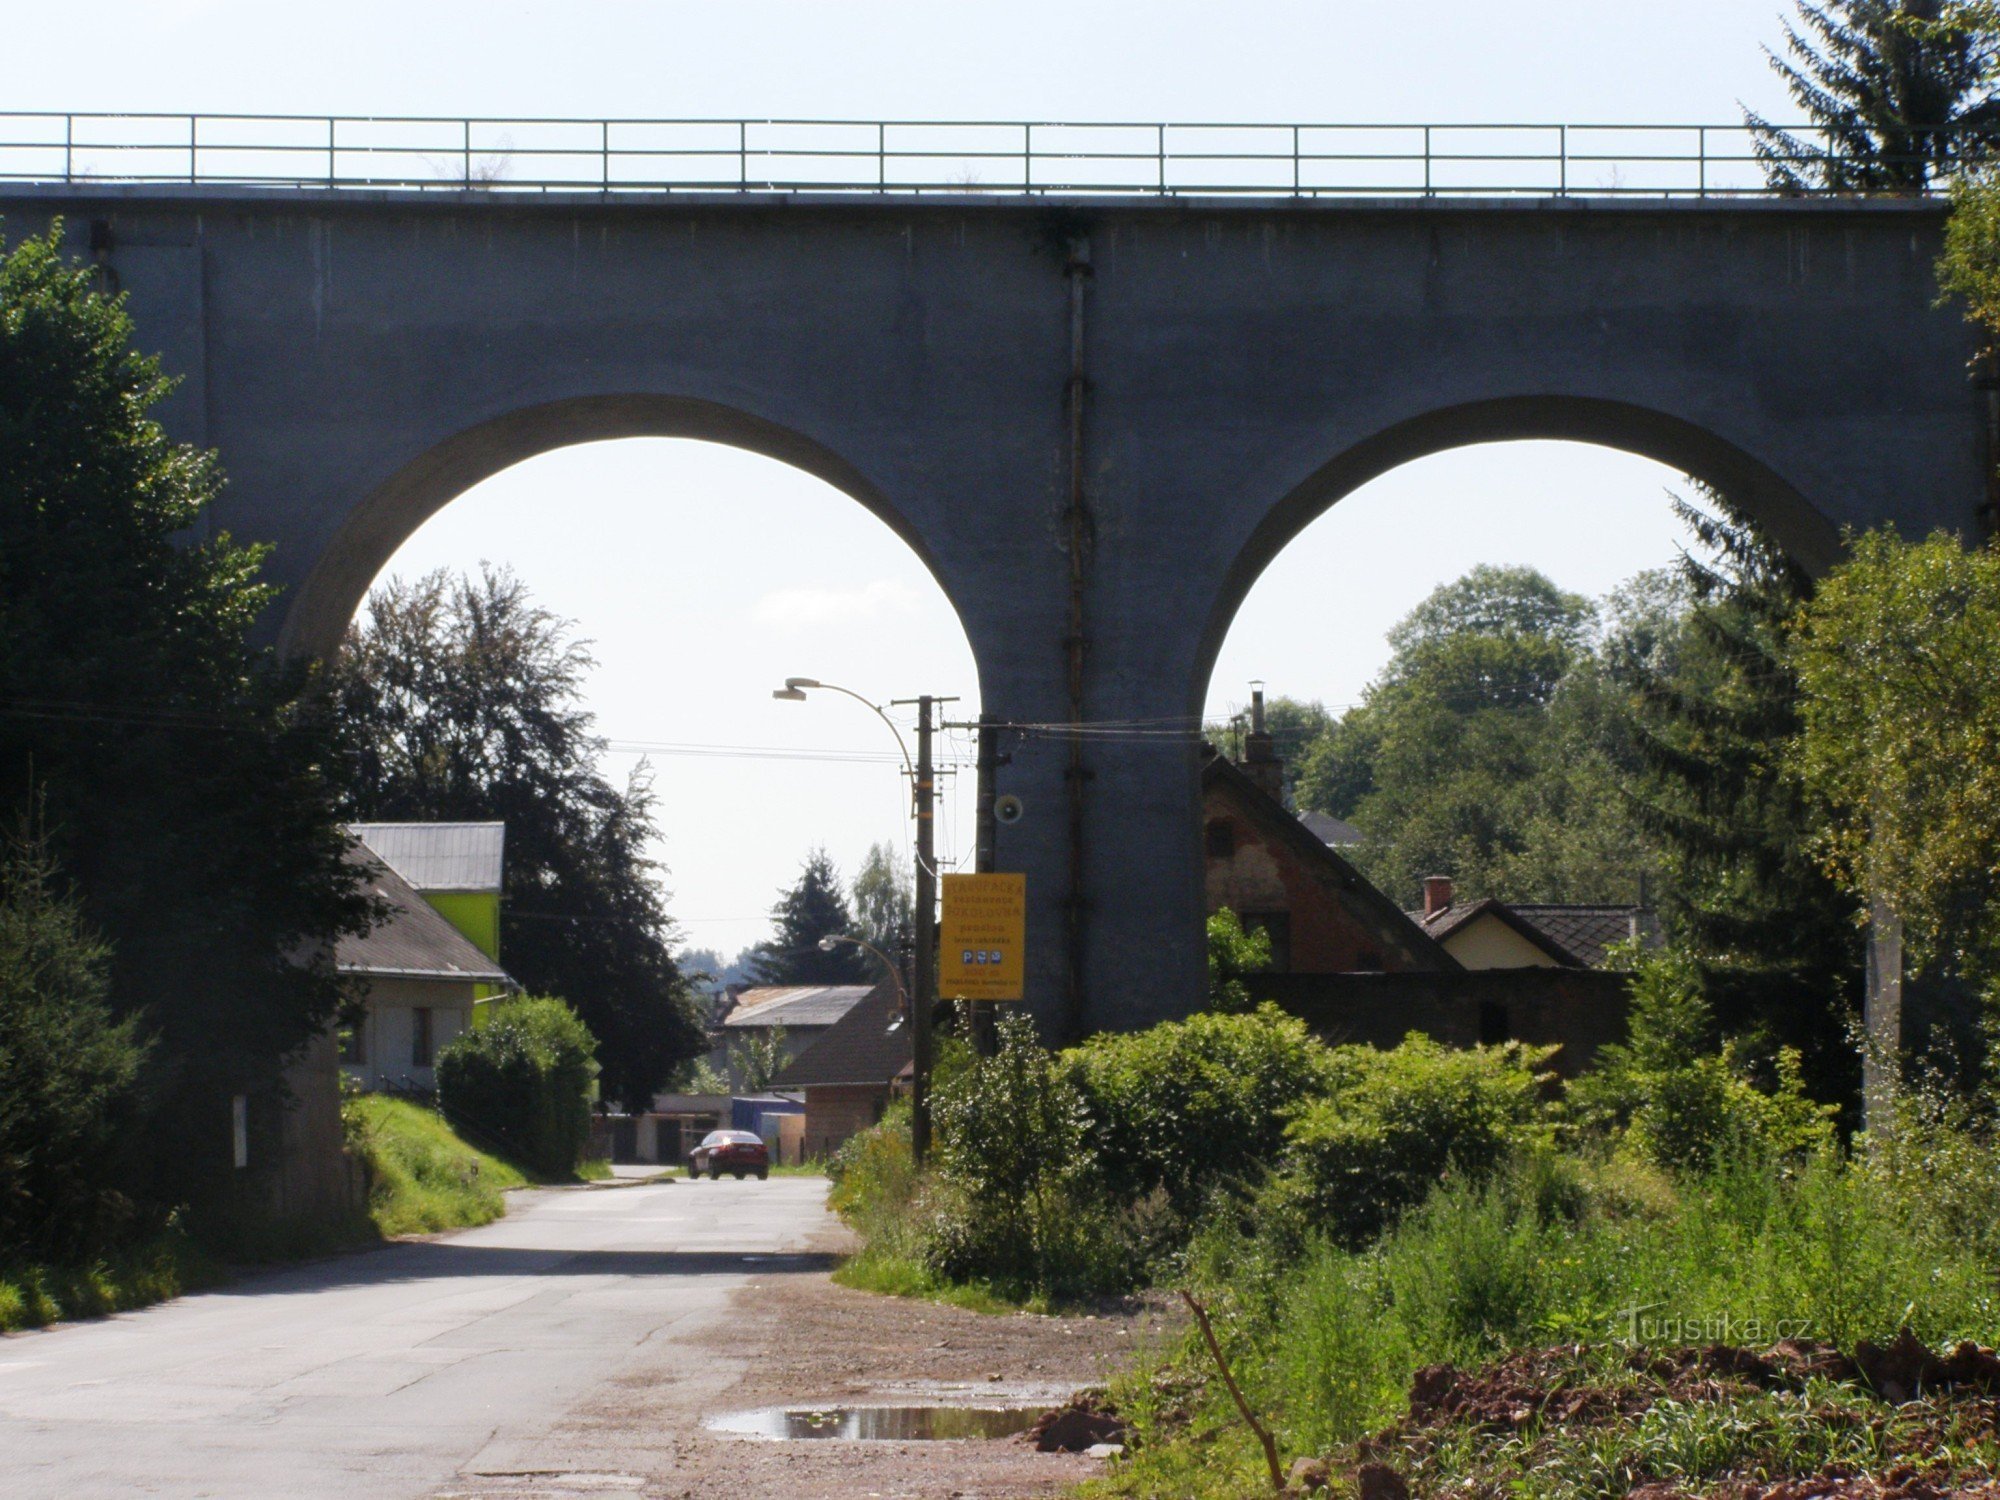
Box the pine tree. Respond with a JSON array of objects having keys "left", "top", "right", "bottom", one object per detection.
[
  {"left": 749, "top": 849, "right": 870, "bottom": 985},
  {"left": 1620, "top": 489, "right": 1864, "bottom": 1108},
  {"left": 1746, "top": 1, "right": 2000, "bottom": 191}
]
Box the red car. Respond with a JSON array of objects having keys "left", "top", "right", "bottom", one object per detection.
[{"left": 689, "top": 1129, "right": 769, "bottom": 1180}]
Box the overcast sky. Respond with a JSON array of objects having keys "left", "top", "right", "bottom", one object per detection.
[{"left": 12, "top": 1, "right": 1804, "bottom": 956}]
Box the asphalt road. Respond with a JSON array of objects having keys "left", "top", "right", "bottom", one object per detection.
[{"left": 0, "top": 1175, "right": 848, "bottom": 1500}]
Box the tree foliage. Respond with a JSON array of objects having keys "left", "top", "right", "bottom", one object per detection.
[
  {"left": 1294, "top": 564, "right": 1653, "bottom": 907},
  {"left": 1746, "top": 0, "right": 2000, "bottom": 191},
  {"left": 0, "top": 813, "right": 147, "bottom": 1261},
  {"left": 330, "top": 567, "right": 703, "bottom": 1109},
  {"left": 1205, "top": 906, "right": 1273, "bottom": 1012},
  {"left": 0, "top": 227, "right": 371, "bottom": 1205},
  {"left": 850, "top": 840, "right": 913, "bottom": 959},
  {"left": 1788, "top": 529, "right": 2000, "bottom": 987},
  {"left": 748, "top": 848, "right": 870, "bottom": 984}
]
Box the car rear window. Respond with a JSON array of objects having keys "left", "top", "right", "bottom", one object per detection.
[{"left": 702, "top": 1130, "right": 764, "bottom": 1146}]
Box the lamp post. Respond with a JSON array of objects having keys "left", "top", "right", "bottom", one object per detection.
[{"left": 775, "top": 678, "right": 946, "bottom": 1166}]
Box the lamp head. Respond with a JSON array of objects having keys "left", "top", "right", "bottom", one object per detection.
[
  {"left": 772, "top": 688, "right": 807, "bottom": 702},
  {"left": 785, "top": 677, "right": 822, "bottom": 691},
  {"left": 817, "top": 935, "right": 840, "bottom": 952}
]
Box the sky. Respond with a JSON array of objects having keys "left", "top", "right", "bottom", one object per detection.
[{"left": 11, "top": 1, "right": 1803, "bottom": 957}]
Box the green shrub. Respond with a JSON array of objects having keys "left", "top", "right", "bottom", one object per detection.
[
  {"left": 1570, "top": 949, "right": 1837, "bottom": 1172},
  {"left": 1206, "top": 907, "right": 1272, "bottom": 1012},
  {"left": 0, "top": 818, "right": 147, "bottom": 1262},
  {"left": 1068, "top": 1003, "right": 1334, "bottom": 1219},
  {"left": 925, "top": 1011, "right": 1119, "bottom": 1295},
  {"left": 1268, "top": 1033, "right": 1556, "bottom": 1247},
  {"left": 436, "top": 996, "right": 598, "bottom": 1179}
]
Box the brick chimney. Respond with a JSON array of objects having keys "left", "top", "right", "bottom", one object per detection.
[
  {"left": 1240, "top": 683, "right": 1284, "bottom": 802},
  {"left": 1422, "top": 875, "right": 1455, "bottom": 917}
]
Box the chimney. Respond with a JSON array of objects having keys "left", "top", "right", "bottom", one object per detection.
[
  {"left": 1240, "top": 682, "right": 1284, "bottom": 801},
  {"left": 1422, "top": 875, "right": 1454, "bottom": 917}
]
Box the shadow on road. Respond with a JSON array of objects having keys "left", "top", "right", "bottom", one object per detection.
[{"left": 208, "top": 1244, "right": 844, "bottom": 1297}]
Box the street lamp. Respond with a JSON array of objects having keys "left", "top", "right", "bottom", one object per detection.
[
  {"left": 818, "top": 933, "right": 908, "bottom": 1016},
  {"left": 778, "top": 676, "right": 943, "bottom": 1165}
]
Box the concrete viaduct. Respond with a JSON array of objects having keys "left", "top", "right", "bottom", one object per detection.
[{"left": 0, "top": 180, "right": 1982, "bottom": 1039}]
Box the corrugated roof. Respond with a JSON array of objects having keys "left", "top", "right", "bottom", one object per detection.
[
  {"left": 770, "top": 982, "right": 910, "bottom": 1088},
  {"left": 721, "top": 985, "right": 875, "bottom": 1030},
  {"left": 347, "top": 822, "right": 505, "bottom": 893},
  {"left": 336, "top": 845, "right": 513, "bottom": 984}
]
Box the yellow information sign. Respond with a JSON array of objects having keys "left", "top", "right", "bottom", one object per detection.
[{"left": 940, "top": 873, "right": 1026, "bottom": 1001}]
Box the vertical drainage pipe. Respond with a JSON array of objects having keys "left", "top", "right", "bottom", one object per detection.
[{"left": 1062, "top": 234, "right": 1093, "bottom": 1041}]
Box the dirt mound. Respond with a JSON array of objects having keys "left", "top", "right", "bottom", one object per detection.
[{"left": 1023, "top": 1389, "right": 1129, "bottom": 1452}]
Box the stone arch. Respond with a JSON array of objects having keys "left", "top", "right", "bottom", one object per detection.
[
  {"left": 277, "top": 393, "right": 943, "bottom": 661},
  {"left": 1193, "top": 395, "right": 1840, "bottom": 710}
]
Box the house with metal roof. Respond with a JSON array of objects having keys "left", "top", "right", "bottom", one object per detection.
[
  {"left": 346, "top": 822, "right": 505, "bottom": 970},
  {"left": 337, "top": 831, "right": 514, "bottom": 1093},
  {"left": 707, "top": 984, "right": 878, "bottom": 1089},
  {"left": 768, "top": 980, "right": 910, "bottom": 1158}
]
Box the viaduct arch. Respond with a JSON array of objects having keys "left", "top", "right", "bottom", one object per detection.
[{"left": 0, "top": 184, "right": 1981, "bottom": 1037}]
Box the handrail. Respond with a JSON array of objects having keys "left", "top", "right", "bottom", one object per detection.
[{"left": 0, "top": 113, "right": 1980, "bottom": 199}]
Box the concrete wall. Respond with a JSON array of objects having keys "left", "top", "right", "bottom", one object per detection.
[
  {"left": 4, "top": 185, "right": 1981, "bottom": 1039},
  {"left": 802, "top": 1084, "right": 892, "bottom": 1159},
  {"left": 1441, "top": 917, "right": 1564, "bottom": 970}
]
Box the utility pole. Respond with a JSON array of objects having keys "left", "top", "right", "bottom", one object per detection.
[{"left": 907, "top": 694, "right": 938, "bottom": 1166}]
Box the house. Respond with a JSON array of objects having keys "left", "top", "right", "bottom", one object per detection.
[
  {"left": 1405, "top": 875, "right": 1662, "bottom": 970},
  {"left": 336, "top": 838, "right": 513, "bottom": 1093},
  {"left": 707, "top": 983, "right": 878, "bottom": 1088},
  {"left": 1201, "top": 724, "right": 1456, "bottom": 975},
  {"left": 346, "top": 822, "right": 505, "bottom": 979},
  {"left": 768, "top": 979, "right": 911, "bottom": 1159}
]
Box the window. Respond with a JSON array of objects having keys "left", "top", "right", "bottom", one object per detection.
[
  {"left": 1205, "top": 818, "right": 1235, "bottom": 858},
  {"left": 411, "top": 1007, "right": 434, "bottom": 1068}
]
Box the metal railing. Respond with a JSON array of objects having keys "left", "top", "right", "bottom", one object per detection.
[{"left": 0, "top": 113, "right": 1968, "bottom": 199}]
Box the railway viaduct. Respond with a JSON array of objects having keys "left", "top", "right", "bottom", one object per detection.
[{"left": 0, "top": 173, "right": 1983, "bottom": 1038}]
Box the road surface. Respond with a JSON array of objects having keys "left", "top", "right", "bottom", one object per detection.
[{"left": 0, "top": 1177, "right": 853, "bottom": 1500}]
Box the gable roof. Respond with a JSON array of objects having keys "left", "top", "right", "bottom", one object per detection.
[
  {"left": 721, "top": 985, "right": 876, "bottom": 1030},
  {"left": 1406, "top": 897, "right": 1587, "bottom": 967},
  {"left": 1299, "top": 810, "right": 1363, "bottom": 847},
  {"left": 336, "top": 845, "right": 513, "bottom": 984},
  {"left": 346, "top": 822, "right": 505, "bottom": 894},
  {"left": 1502, "top": 905, "right": 1662, "bottom": 969},
  {"left": 1202, "top": 751, "right": 1459, "bottom": 972},
  {"left": 769, "top": 981, "right": 910, "bottom": 1088}
]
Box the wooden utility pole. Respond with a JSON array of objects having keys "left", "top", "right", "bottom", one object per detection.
[{"left": 909, "top": 694, "right": 937, "bottom": 1166}]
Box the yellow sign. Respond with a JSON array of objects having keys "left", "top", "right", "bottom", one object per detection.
[{"left": 940, "top": 873, "right": 1026, "bottom": 1001}]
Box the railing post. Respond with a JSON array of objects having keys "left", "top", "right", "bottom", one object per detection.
[
  {"left": 879, "top": 121, "right": 886, "bottom": 188},
  {"left": 601, "top": 119, "right": 610, "bottom": 190},
  {"left": 327, "top": 116, "right": 336, "bottom": 187},
  {"left": 189, "top": 114, "right": 198, "bottom": 185},
  {"left": 1024, "top": 122, "right": 1032, "bottom": 192},
  {"left": 1424, "top": 124, "right": 1433, "bottom": 196},
  {"left": 64, "top": 114, "right": 73, "bottom": 183},
  {"left": 1292, "top": 123, "right": 1300, "bottom": 195},
  {"left": 1558, "top": 123, "right": 1567, "bottom": 196},
  {"left": 1698, "top": 125, "right": 1707, "bottom": 198},
  {"left": 739, "top": 119, "right": 747, "bottom": 188},
  {"left": 462, "top": 119, "right": 471, "bottom": 186},
  {"left": 1159, "top": 122, "right": 1166, "bottom": 192}
]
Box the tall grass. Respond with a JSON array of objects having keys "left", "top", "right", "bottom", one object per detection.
[{"left": 0, "top": 1232, "right": 217, "bottom": 1332}]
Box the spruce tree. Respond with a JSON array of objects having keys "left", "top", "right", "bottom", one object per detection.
[
  {"left": 1746, "top": 1, "right": 2000, "bottom": 191},
  {"left": 1620, "top": 489, "right": 1864, "bottom": 1109},
  {"left": 749, "top": 849, "right": 870, "bottom": 985}
]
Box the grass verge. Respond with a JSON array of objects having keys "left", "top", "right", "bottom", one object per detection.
[
  {"left": 0, "top": 1232, "right": 220, "bottom": 1333},
  {"left": 347, "top": 1094, "right": 527, "bottom": 1236}
]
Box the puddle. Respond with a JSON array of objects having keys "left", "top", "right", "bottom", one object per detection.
[{"left": 705, "top": 1404, "right": 1041, "bottom": 1441}]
